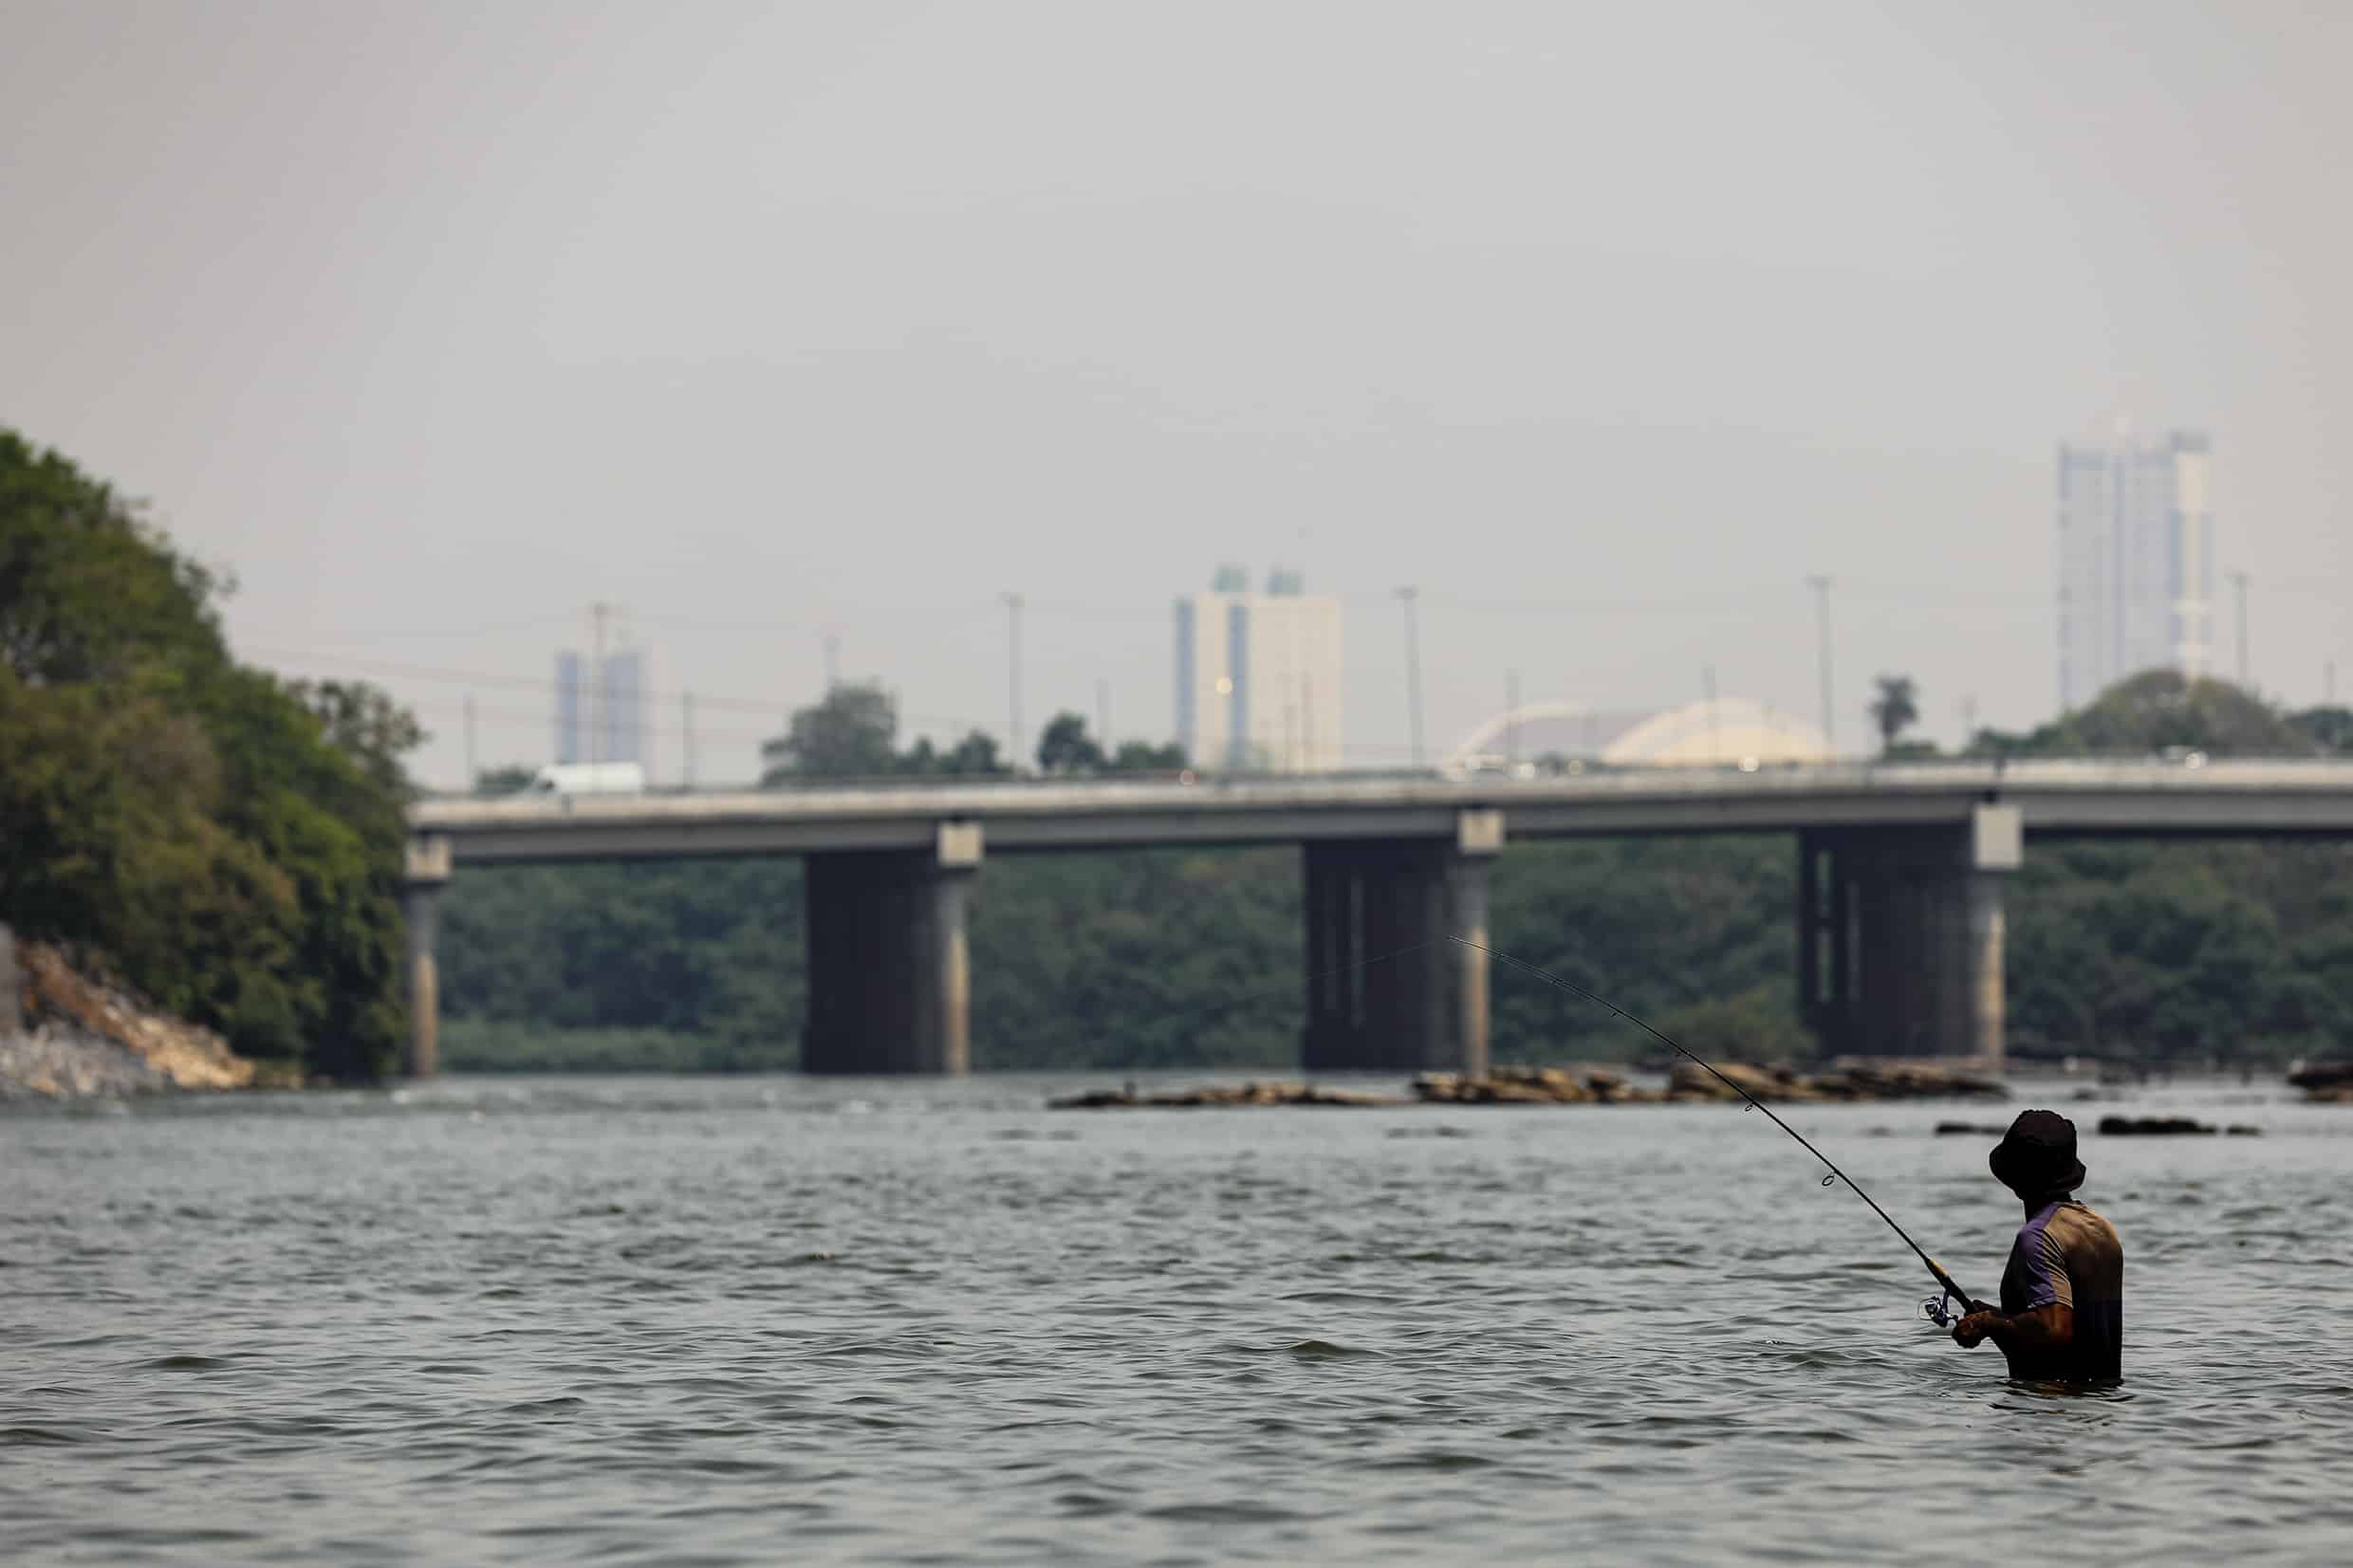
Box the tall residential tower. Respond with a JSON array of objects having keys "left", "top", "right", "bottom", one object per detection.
[
  {"left": 1174, "top": 566, "right": 1343, "bottom": 772},
  {"left": 2056, "top": 426, "right": 2214, "bottom": 709},
  {"left": 554, "top": 646, "right": 649, "bottom": 767}
]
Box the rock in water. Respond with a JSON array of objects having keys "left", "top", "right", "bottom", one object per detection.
[{"left": 2097, "top": 1115, "right": 2219, "bottom": 1136}]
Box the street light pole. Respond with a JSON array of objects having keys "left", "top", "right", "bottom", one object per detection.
[
  {"left": 1397, "top": 586, "right": 1425, "bottom": 769},
  {"left": 1805, "top": 575, "right": 1835, "bottom": 754},
  {"left": 2228, "top": 570, "right": 2251, "bottom": 689},
  {"left": 1002, "top": 591, "right": 1026, "bottom": 770},
  {"left": 1505, "top": 667, "right": 1520, "bottom": 771}
]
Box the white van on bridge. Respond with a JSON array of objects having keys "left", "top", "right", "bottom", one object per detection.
[{"left": 526, "top": 763, "right": 647, "bottom": 797}]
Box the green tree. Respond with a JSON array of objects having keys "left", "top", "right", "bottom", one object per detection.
[
  {"left": 1109, "top": 739, "right": 1188, "bottom": 773},
  {"left": 937, "top": 730, "right": 1009, "bottom": 775},
  {"left": 1035, "top": 711, "right": 1105, "bottom": 775},
  {"left": 761, "top": 682, "right": 899, "bottom": 782},
  {"left": 1974, "top": 669, "right": 2315, "bottom": 759},
  {"left": 475, "top": 764, "right": 536, "bottom": 796},
  {"left": 0, "top": 430, "right": 229, "bottom": 687},
  {"left": 2291, "top": 706, "right": 2353, "bottom": 756},
  {"left": 0, "top": 428, "right": 417, "bottom": 1078},
  {"left": 1868, "top": 673, "right": 1919, "bottom": 756}
]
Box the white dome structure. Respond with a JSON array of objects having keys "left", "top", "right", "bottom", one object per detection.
[
  {"left": 1603, "top": 698, "right": 1830, "bottom": 766},
  {"left": 1444, "top": 698, "right": 1830, "bottom": 772}
]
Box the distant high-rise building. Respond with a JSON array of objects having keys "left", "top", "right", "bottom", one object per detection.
[
  {"left": 555, "top": 652, "right": 584, "bottom": 765},
  {"left": 554, "top": 646, "right": 649, "bottom": 767},
  {"left": 1174, "top": 568, "right": 1343, "bottom": 772},
  {"left": 2056, "top": 426, "right": 2214, "bottom": 709}
]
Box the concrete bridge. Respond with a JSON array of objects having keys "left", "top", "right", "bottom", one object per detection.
[{"left": 401, "top": 760, "right": 2353, "bottom": 1078}]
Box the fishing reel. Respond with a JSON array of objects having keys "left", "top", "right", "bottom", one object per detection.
[{"left": 1920, "top": 1291, "right": 1991, "bottom": 1329}]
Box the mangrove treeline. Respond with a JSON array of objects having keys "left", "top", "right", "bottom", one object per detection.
[{"left": 0, "top": 429, "right": 418, "bottom": 1079}]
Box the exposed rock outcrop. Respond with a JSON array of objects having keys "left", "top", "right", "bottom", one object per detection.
[
  {"left": 2097, "top": 1115, "right": 2261, "bottom": 1136},
  {"left": 1416, "top": 1060, "right": 2009, "bottom": 1106},
  {"left": 1413, "top": 1065, "right": 1650, "bottom": 1104},
  {"left": 0, "top": 936, "right": 255, "bottom": 1101},
  {"left": 1050, "top": 1079, "right": 1406, "bottom": 1109}
]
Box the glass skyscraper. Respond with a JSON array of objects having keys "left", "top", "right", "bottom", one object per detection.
[{"left": 2056, "top": 427, "right": 2214, "bottom": 710}]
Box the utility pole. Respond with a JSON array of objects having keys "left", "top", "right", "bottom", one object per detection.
[
  {"left": 589, "top": 601, "right": 612, "bottom": 766},
  {"left": 1960, "top": 693, "right": 1979, "bottom": 752},
  {"left": 2228, "top": 570, "right": 2251, "bottom": 689},
  {"left": 1002, "top": 591, "right": 1025, "bottom": 770},
  {"left": 1096, "top": 677, "right": 1111, "bottom": 753},
  {"left": 1703, "top": 664, "right": 1720, "bottom": 763},
  {"left": 1805, "top": 575, "right": 1835, "bottom": 754},
  {"left": 682, "top": 692, "right": 697, "bottom": 789},
  {"left": 1506, "top": 668, "right": 1521, "bottom": 770},
  {"left": 1302, "top": 673, "right": 1317, "bottom": 773},
  {"left": 2328, "top": 660, "right": 2338, "bottom": 707},
  {"left": 1397, "top": 585, "right": 1425, "bottom": 769},
  {"left": 463, "top": 692, "right": 478, "bottom": 792}
]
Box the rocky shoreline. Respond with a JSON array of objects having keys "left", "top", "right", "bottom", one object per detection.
[
  {"left": 0, "top": 932, "right": 256, "bottom": 1103},
  {"left": 1050, "top": 1060, "right": 2010, "bottom": 1111},
  {"left": 1413, "top": 1061, "right": 2008, "bottom": 1105}
]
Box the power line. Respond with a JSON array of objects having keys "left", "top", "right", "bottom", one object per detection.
[{"left": 237, "top": 645, "right": 1006, "bottom": 733}]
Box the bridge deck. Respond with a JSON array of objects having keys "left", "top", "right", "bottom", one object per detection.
[{"left": 406, "top": 761, "right": 2353, "bottom": 864}]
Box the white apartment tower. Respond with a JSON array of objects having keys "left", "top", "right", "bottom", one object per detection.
[
  {"left": 2056, "top": 426, "right": 2214, "bottom": 710},
  {"left": 554, "top": 646, "right": 649, "bottom": 767},
  {"left": 1174, "top": 566, "right": 1344, "bottom": 773}
]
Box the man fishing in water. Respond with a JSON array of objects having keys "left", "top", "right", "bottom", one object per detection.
[
  {"left": 1949, "top": 1110, "right": 2124, "bottom": 1383},
  {"left": 1462, "top": 942, "right": 2124, "bottom": 1382}
]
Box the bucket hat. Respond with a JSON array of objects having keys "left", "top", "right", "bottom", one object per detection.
[{"left": 1989, "top": 1108, "right": 2086, "bottom": 1197}]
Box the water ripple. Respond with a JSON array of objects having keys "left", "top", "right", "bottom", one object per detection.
[{"left": 3, "top": 1074, "right": 2348, "bottom": 1562}]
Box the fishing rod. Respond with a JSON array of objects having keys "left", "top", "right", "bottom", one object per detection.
[{"left": 1455, "top": 935, "right": 1986, "bottom": 1327}]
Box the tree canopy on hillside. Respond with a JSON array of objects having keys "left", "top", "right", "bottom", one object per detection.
[{"left": 0, "top": 428, "right": 418, "bottom": 1076}]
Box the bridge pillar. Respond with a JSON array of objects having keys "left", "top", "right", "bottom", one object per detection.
[
  {"left": 1302, "top": 811, "right": 1500, "bottom": 1075},
  {"left": 1800, "top": 805, "right": 2019, "bottom": 1061},
  {"left": 803, "top": 823, "right": 981, "bottom": 1074},
  {"left": 403, "top": 836, "right": 452, "bottom": 1078}
]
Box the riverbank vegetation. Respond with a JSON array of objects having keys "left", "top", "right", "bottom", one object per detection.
[{"left": 0, "top": 429, "right": 417, "bottom": 1079}]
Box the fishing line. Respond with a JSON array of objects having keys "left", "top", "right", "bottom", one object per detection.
[{"left": 1456, "top": 935, "right": 1983, "bottom": 1325}]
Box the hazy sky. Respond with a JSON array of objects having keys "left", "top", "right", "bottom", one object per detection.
[{"left": 6, "top": 0, "right": 2347, "bottom": 786}]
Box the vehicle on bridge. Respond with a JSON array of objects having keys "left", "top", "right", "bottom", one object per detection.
[{"left": 527, "top": 763, "right": 647, "bottom": 797}]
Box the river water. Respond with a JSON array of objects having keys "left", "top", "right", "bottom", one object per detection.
[{"left": 5, "top": 1073, "right": 2350, "bottom": 1564}]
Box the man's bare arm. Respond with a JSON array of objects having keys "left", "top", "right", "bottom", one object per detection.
[{"left": 1952, "top": 1302, "right": 2073, "bottom": 1354}]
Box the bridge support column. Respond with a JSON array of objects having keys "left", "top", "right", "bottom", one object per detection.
[
  {"left": 403, "top": 837, "right": 452, "bottom": 1078},
  {"left": 1302, "top": 810, "right": 1500, "bottom": 1075},
  {"left": 803, "top": 823, "right": 981, "bottom": 1075},
  {"left": 1800, "top": 806, "right": 2018, "bottom": 1061}
]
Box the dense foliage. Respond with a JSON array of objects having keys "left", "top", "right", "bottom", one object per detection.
[
  {"left": 1970, "top": 668, "right": 2347, "bottom": 760},
  {"left": 1968, "top": 671, "right": 2353, "bottom": 1064},
  {"left": 0, "top": 430, "right": 417, "bottom": 1077},
  {"left": 752, "top": 682, "right": 1188, "bottom": 784}
]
